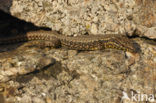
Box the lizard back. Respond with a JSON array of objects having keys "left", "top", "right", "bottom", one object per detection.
[{"left": 0, "top": 30, "right": 140, "bottom": 53}]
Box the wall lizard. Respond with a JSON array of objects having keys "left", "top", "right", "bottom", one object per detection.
[{"left": 0, "top": 30, "right": 140, "bottom": 53}]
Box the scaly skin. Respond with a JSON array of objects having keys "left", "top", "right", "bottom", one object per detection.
[{"left": 0, "top": 30, "right": 140, "bottom": 53}]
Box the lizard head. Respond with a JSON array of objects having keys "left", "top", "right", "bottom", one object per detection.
[
  {"left": 115, "top": 36, "right": 141, "bottom": 53},
  {"left": 104, "top": 35, "right": 141, "bottom": 53}
]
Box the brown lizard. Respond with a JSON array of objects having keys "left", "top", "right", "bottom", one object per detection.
[{"left": 0, "top": 30, "right": 140, "bottom": 53}]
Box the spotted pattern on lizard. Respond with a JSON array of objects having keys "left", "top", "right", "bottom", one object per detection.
[{"left": 0, "top": 30, "right": 140, "bottom": 53}]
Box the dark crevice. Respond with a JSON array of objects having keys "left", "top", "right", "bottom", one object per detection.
[
  {"left": 128, "top": 29, "right": 156, "bottom": 42},
  {"left": 0, "top": 10, "right": 51, "bottom": 51},
  {"left": 0, "top": 10, "right": 51, "bottom": 38}
]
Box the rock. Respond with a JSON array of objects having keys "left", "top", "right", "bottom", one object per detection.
[
  {"left": 1, "top": 39, "right": 155, "bottom": 103},
  {"left": 0, "top": 46, "right": 56, "bottom": 82},
  {"left": 90, "top": 23, "right": 98, "bottom": 34},
  {"left": 0, "top": 0, "right": 154, "bottom": 38},
  {"left": 136, "top": 25, "right": 156, "bottom": 39}
]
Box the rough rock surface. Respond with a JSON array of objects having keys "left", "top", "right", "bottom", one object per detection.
[
  {"left": 0, "top": 0, "right": 156, "bottom": 103},
  {"left": 0, "top": 41, "right": 156, "bottom": 103},
  {"left": 0, "top": 0, "right": 156, "bottom": 38}
]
